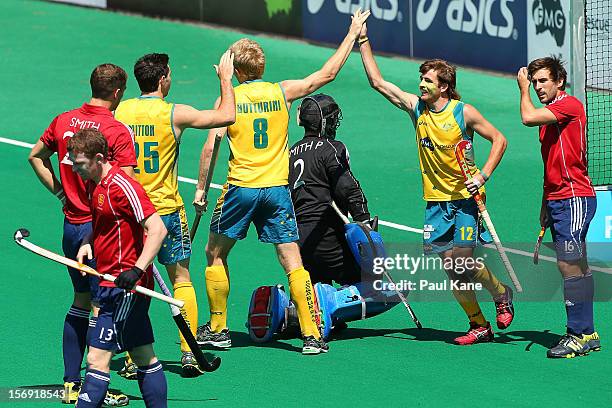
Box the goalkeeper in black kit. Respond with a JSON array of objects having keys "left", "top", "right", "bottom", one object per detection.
[{"left": 246, "top": 94, "right": 399, "bottom": 343}]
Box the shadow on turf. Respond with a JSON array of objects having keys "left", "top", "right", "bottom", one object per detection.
[
  {"left": 334, "top": 326, "right": 561, "bottom": 349},
  {"left": 229, "top": 331, "right": 302, "bottom": 352}
]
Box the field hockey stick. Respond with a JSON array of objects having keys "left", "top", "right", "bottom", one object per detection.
[
  {"left": 533, "top": 226, "right": 546, "bottom": 265},
  {"left": 151, "top": 265, "right": 221, "bottom": 372},
  {"left": 455, "top": 140, "right": 523, "bottom": 292},
  {"left": 330, "top": 202, "right": 423, "bottom": 329},
  {"left": 191, "top": 133, "right": 223, "bottom": 241},
  {"left": 13, "top": 228, "right": 184, "bottom": 308}
]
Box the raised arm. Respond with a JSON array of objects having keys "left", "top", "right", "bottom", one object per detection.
[
  {"left": 463, "top": 104, "right": 507, "bottom": 194},
  {"left": 173, "top": 50, "right": 236, "bottom": 135},
  {"left": 28, "top": 140, "right": 65, "bottom": 203},
  {"left": 517, "top": 67, "right": 557, "bottom": 127},
  {"left": 280, "top": 8, "right": 371, "bottom": 103},
  {"left": 358, "top": 23, "right": 419, "bottom": 113}
]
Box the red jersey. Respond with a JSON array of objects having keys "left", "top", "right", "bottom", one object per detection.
[
  {"left": 540, "top": 91, "right": 595, "bottom": 200},
  {"left": 40, "top": 103, "right": 137, "bottom": 223},
  {"left": 91, "top": 166, "right": 156, "bottom": 288}
]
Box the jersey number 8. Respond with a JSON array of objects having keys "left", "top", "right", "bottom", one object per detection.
[{"left": 253, "top": 118, "right": 268, "bottom": 149}]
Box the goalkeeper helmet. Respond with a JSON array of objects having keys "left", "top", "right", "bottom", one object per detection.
[{"left": 298, "top": 93, "right": 343, "bottom": 139}]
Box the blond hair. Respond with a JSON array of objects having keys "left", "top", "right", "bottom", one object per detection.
[{"left": 230, "top": 38, "right": 265, "bottom": 80}]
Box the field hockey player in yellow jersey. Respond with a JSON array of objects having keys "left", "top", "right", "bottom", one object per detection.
[
  {"left": 114, "top": 51, "right": 235, "bottom": 375},
  {"left": 193, "top": 9, "right": 371, "bottom": 355},
  {"left": 359, "top": 22, "right": 516, "bottom": 345}
]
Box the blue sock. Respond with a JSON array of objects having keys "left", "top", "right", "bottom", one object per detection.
[
  {"left": 63, "top": 306, "right": 90, "bottom": 383},
  {"left": 77, "top": 369, "right": 109, "bottom": 407},
  {"left": 582, "top": 274, "right": 595, "bottom": 334},
  {"left": 564, "top": 276, "right": 585, "bottom": 336},
  {"left": 86, "top": 316, "right": 98, "bottom": 347},
  {"left": 137, "top": 361, "right": 167, "bottom": 408}
]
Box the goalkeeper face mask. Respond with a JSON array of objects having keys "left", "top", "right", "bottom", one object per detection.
[{"left": 297, "top": 93, "right": 342, "bottom": 139}]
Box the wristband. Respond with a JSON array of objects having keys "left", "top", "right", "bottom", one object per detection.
[
  {"left": 480, "top": 171, "right": 489, "bottom": 182},
  {"left": 358, "top": 37, "right": 369, "bottom": 45}
]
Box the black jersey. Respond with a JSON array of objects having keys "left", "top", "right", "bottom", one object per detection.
[{"left": 289, "top": 136, "right": 370, "bottom": 284}]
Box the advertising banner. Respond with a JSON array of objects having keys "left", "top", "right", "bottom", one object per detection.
[
  {"left": 411, "top": 0, "right": 527, "bottom": 73},
  {"left": 526, "top": 0, "right": 571, "bottom": 78},
  {"left": 302, "top": 0, "right": 412, "bottom": 56}
]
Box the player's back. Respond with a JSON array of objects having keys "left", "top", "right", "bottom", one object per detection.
[
  {"left": 41, "top": 103, "right": 136, "bottom": 223},
  {"left": 115, "top": 96, "right": 182, "bottom": 215},
  {"left": 226, "top": 81, "right": 289, "bottom": 188}
]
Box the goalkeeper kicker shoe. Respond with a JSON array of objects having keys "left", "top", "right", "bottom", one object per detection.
[
  {"left": 103, "top": 390, "right": 129, "bottom": 407},
  {"left": 454, "top": 322, "right": 494, "bottom": 345},
  {"left": 181, "top": 351, "right": 204, "bottom": 377},
  {"left": 196, "top": 322, "right": 231, "bottom": 349},
  {"left": 117, "top": 359, "right": 137, "bottom": 380},
  {"left": 494, "top": 284, "right": 514, "bottom": 330},
  {"left": 547, "top": 334, "right": 588, "bottom": 358},
  {"left": 302, "top": 336, "right": 329, "bottom": 355}
]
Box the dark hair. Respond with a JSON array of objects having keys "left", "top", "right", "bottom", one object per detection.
[
  {"left": 527, "top": 56, "right": 567, "bottom": 90},
  {"left": 134, "top": 53, "right": 170, "bottom": 92},
  {"left": 419, "top": 59, "right": 461, "bottom": 100},
  {"left": 67, "top": 129, "right": 108, "bottom": 159},
  {"left": 90, "top": 64, "right": 127, "bottom": 100}
]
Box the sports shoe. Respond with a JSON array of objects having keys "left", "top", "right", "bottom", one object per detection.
[
  {"left": 103, "top": 390, "right": 129, "bottom": 407},
  {"left": 582, "top": 332, "right": 601, "bottom": 353},
  {"left": 196, "top": 322, "right": 231, "bottom": 349},
  {"left": 117, "top": 359, "right": 137, "bottom": 380},
  {"left": 494, "top": 284, "right": 514, "bottom": 330},
  {"left": 454, "top": 322, "right": 494, "bottom": 345},
  {"left": 181, "top": 351, "right": 204, "bottom": 377},
  {"left": 62, "top": 381, "right": 80, "bottom": 404},
  {"left": 302, "top": 336, "right": 329, "bottom": 355},
  {"left": 547, "top": 333, "right": 588, "bottom": 358}
]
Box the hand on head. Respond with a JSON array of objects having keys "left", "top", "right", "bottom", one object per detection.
[
  {"left": 517, "top": 67, "right": 530, "bottom": 89},
  {"left": 215, "top": 50, "right": 235, "bottom": 81}
]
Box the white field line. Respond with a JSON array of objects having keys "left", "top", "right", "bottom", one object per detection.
[{"left": 4, "top": 136, "right": 611, "bottom": 274}]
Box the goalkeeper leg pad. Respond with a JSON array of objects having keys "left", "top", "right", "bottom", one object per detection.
[
  {"left": 344, "top": 222, "right": 386, "bottom": 277},
  {"left": 247, "top": 285, "right": 289, "bottom": 343},
  {"left": 330, "top": 283, "right": 398, "bottom": 324},
  {"left": 314, "top": 283, "right": 337, "bottom": 340}
]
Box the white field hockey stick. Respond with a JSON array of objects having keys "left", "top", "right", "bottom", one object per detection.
[
  {"left": 330, "top": 202, "right": 423, "bottom": 329},
  {"left": 455, "top": 140, "right": 523, "bottom": 292},
  {"left": 13, "top": 228, "right": 184, "bottom": 308},
  {"left": 151, "top": 265, "right": 221, "bottom": 372},
  {"left": 191, "top": 133, "right": 223, "bottom": 241}
]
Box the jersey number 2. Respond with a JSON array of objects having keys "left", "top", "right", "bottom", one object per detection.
[
  {"left": 134, "top": 141, "right": 159, "bottom": 174},
  {"left": 293, "top": 159, "right": 305, "bottom": 190},
  {"left": 253, "top": 118, "right": 268, "bottom": 149}
]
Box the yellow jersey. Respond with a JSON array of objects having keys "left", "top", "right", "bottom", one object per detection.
[
  {"left": 226, "top": 80, "right": 290, "bottom": 187},
  {"left": 114, "top": 96, "right": 183, "bottom": 215},
  {"left": 414, "top": 99, "right": 483, "bottom": 201}
]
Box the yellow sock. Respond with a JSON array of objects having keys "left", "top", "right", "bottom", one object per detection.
[
  {"left": 287, "top": 267, "right": 320, "bottom": 339},
  {"left": 471, "top": 263, "right": 506, "bottom": 300},
  {"left": 453, "top": 288, "right": 487, "bottom": 326},
  {"left": 205, "top": 265, "right": 230, "bottom": 332},
  {"left": 174, "top": 281, "right": 198, "bottom": 352}
]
